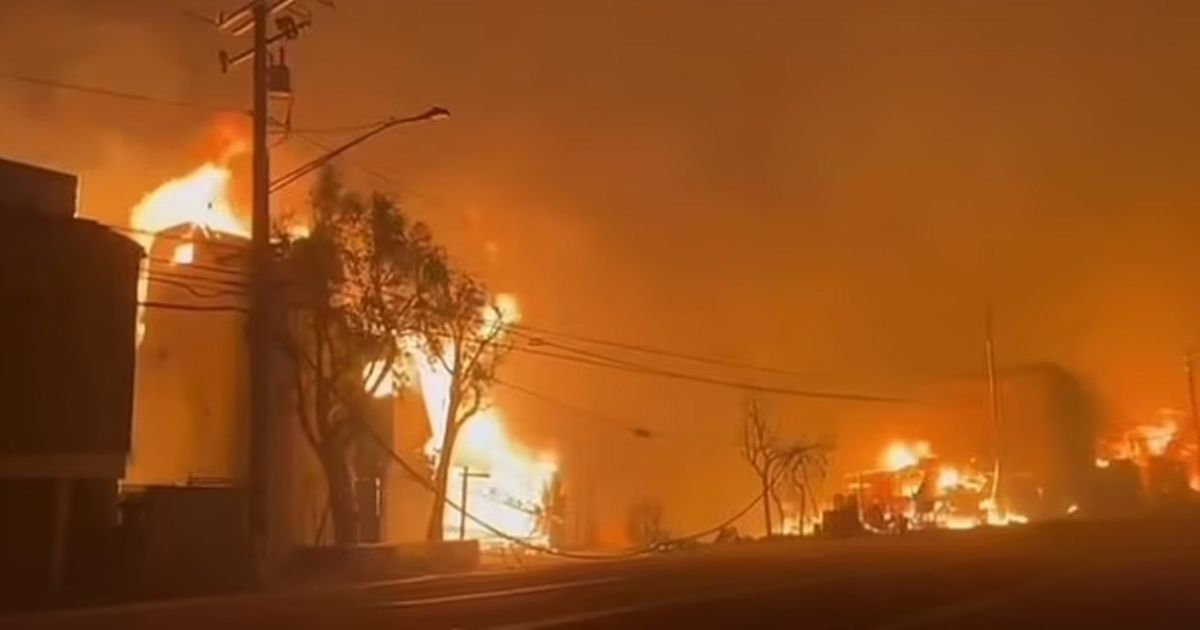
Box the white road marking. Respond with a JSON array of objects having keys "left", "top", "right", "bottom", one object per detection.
[{"left": 378, "top": 577, "right": 620, "bottom": 608}]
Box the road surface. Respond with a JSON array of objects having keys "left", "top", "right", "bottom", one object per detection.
[{"left": 4, "top": 519, "right": 1198, "bottom": 629}]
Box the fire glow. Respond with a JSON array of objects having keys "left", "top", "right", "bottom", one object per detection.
[
  {"left": 866, "top": 439, "right": 1025, "bottom": 530},
  {"left": 1096, "top": 412, "right": 1200, "bottom": 492},
  {"left": 406, "top": 295, "right": 558, "bottom": 545}
]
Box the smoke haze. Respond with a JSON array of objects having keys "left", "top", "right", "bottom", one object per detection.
[{"left": 5, "top": 0, "right": 1200, "bottom": 536}]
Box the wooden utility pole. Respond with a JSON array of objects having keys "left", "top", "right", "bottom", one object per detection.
[
  {"left": 212, "top": 0, "right": 319, "bottom": 566},
  {"left": 1185, "top": 351, "right": 1200, "bottom": 480},
  {"left": 458, "top": 466, "right": 490, "bottom": 540},
  {"left": 985, "top": 306, "right": 1004, "bottom": 508},
  {"left": 247, "top": 0, "right": 271, "bottom": 564}
]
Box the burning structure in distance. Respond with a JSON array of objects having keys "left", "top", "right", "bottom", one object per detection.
[{"left": 829, "top": 363, "right": 1198, "bottom": 535}]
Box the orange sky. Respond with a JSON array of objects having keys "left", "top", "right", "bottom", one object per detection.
[{"left": 4, "top": 0, "right": 1200, "bottom": 535}]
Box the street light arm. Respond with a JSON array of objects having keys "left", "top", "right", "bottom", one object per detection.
[{"left": 269, "top": 106, "right": 450, "bottom": 195}]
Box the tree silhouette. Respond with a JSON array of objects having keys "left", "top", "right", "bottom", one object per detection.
[{"left": 277, "top": 168, "right": 448, "bottom": 546}]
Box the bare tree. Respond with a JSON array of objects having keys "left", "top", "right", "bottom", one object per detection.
[
  {"left": 742, "top": 397, "right": 782, "bottom": 537},
  {"left": 278, "top": 168, "right": 448, "bottom": 546},
  {"left": 422, "top": 272, "right": 510, "bottom": 542},
  {"left": 742, "top": 397, "right": 833, "bottom": 537}
]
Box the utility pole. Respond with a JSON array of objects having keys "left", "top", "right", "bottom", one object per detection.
[
  {"left": 458, "top": 466, "right": 490, "bottom": 540},
  {"left": 1185, "top": 350, "right": 1200, "bottom": 480},
  {"left": 985, "top": 305, "right": 1004, "bottom": 510},
  {"left": 248, "top": 0, "right": 271, "bottom": 567},
  {"left": 210, "top": 0, "right": 321, "bottom": 569}
]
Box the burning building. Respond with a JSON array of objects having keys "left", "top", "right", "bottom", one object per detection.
[
  {"left": 130, "top": 224, "right": 249, "bottom": 486},
  {"left": 119, "top": 147, "right": 556, "bottom": 559},
  {"left": 1093, "top": 410, "right": 1198, "bottom": 512},
  {"left": 841, "top": 362, "right": 1101, "bottom": 531}
]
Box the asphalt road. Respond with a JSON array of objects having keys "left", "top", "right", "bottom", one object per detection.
[{"left": 5, "top": 519, "right": 1199, "bottom": 629}]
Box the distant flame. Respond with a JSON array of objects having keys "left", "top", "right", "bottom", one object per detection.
[
  {"left": 1095, "top": 412, "right": 1189, "bottom": 466},
  {"left": 880, "top": 440, "right": 930, "bottom": 472},
  {"left": 1095, "top": 411, "right": 1199, "bottom": 496},
  {"left": 869, "top": 439, "right": 1025, "bottom": 530}
]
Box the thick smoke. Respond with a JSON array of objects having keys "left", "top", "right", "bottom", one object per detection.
[{"left": 5, "top": 1, "right": 1200, "bottom": 538}]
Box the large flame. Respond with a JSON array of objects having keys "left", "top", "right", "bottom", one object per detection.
[
  {"left": 128, "top": 158, "right": 249, "bottom": 343},
  {"left": 129, "top": 162, "right": 248, "bottom": 248},
  {"left": 405, "top": 294, "right": 557, "bottom": 544}
]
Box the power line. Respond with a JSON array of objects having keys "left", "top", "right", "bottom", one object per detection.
[
  {"left": 131, "top": 290, "right": 906, "bottom": 401},
  {"left": 495, "top": 378, "right": 664, "bottom": 440},
  {"left": 145, "top": 276, "right": 247, "bottom": 299},
  {"left": 503, "top": 345, "right": 906, "bottom": 403},
  {"left": 509, "top": 330, "right": 673, "bottom": 373},
  {"left": 119, "top": 227, "right": 902, "bottom": 400},
  {"left": 143, "top": 268, "right": 251, "bottom": 290},
  {"left": 139, "top": 300, "right": 248, "bottom": 313},
  {"left": 106, "top": 223, "right": 250, "bottom": 251},
  {"left": 290, "top": 131, "right": 423, "bottom": 199},
  {"left": 286, "top": 120, "right": 394, "bottom": 135},
  {"left": 509, "top": 322, "right": 815, "bottom": 379},
  {"left": 358, "top": 422, "right": 765, "bottom": 559},
  {"left": 145, "top": 256, "right": 250, "bottom": 278},
  {"left": 0, "top": 72, "right": 245, "bottom": 115},
  {"left": 132, "top": 272, "right": 907, "bottom": 400},
  {"left": 269, "top": 107, "right": 450, "bottom": 194}
]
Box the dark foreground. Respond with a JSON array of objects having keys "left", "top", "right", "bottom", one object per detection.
[{"left": 4, "top": 519, "right": 1198, "bottom": 630}]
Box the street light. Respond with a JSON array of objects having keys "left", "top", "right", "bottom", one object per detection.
[{"left": 268, "top": 106, "right": 450, "bottom": 194}]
